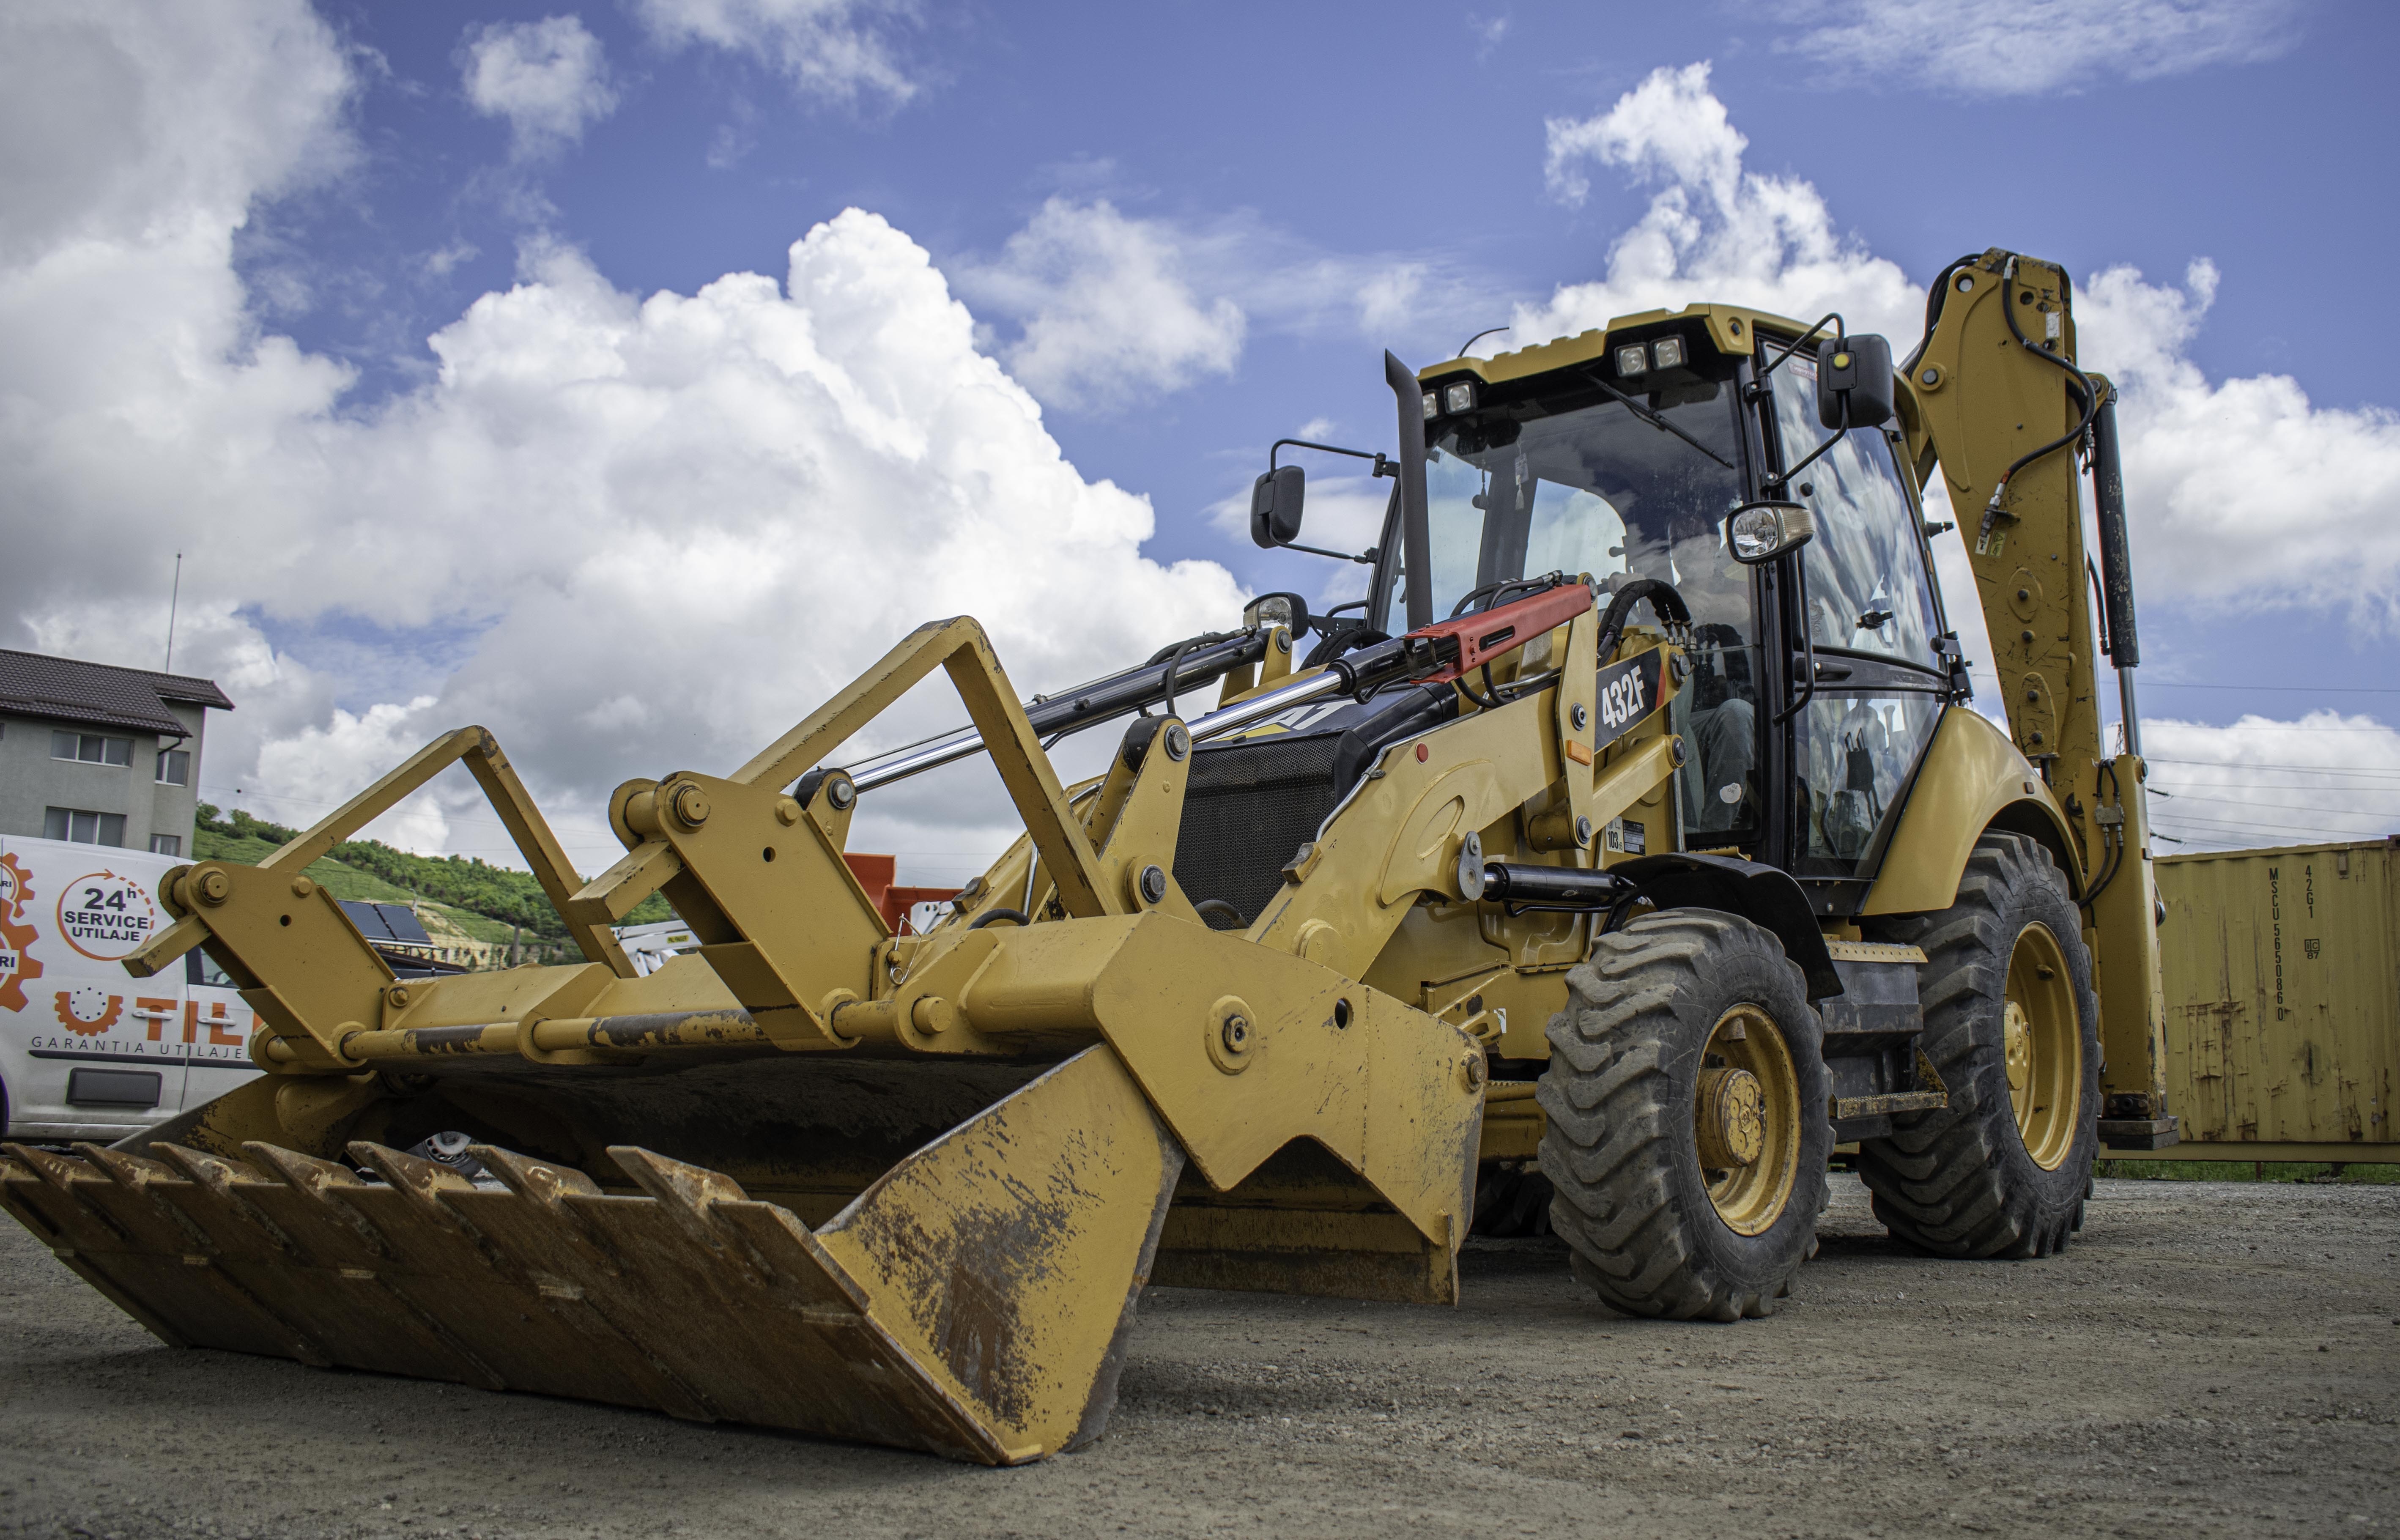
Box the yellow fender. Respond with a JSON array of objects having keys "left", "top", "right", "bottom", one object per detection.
[{"left": 1862, "top": 707, "right": 2083, "bottom": 916}]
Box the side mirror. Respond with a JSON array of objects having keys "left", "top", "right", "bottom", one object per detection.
[
  {"left": 1249, "top": 465, "right": 1305, "bottom": 548},
  {"left": 1726, "top": 500, "right": 1817, "bottom": 565},
  {"left": 1816, "top": 333, "right": 1894, "bottom": 430}
]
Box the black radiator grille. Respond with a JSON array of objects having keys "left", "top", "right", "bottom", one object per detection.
[{"left": 1173, "top": 733, "right": 1344, "bottom": 929}]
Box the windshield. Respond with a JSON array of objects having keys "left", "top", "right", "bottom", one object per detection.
[
  {"left": 1390, "top": 385, "right": 1750, "bottom": 631},
  {"left": 1390, "top": 381, "right": 1764, "bottom": 841}
]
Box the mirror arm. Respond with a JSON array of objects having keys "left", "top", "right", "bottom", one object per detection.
[
  {"left": 1282, "top": 542, "right": 1380, "bottom": 564},
  {"left": 1271, "top": 438, "right": 1393, "bottom": 478},
  {"left": 1764, "top": 425, "right": 1846, "bottom": 493},
  {"left": 1746, "top": 312, "right": 1846, "bottom": 398}
]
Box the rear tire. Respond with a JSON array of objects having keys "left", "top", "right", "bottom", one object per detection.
[
  {"left": 1859, "top": 833, "right": 2100, "bottom": 1258},
  {"left": 1538, "top": 909, "right": 1831, "bottom": 1321}
]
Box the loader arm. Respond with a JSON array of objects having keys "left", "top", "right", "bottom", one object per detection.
[
  {"left": 4, "top": 586, "right": 1674, "bottom": 1464},
  {"left": 1896, "top": 247, "right": 2173, "bottom": 1139}
]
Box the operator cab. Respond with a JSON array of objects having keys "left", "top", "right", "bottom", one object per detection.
[{"left": 1382, "top": 312, "right": 1962, "bottom": 913}]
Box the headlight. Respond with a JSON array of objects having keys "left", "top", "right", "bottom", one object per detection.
[
  {"left": 1726, "top": 501, "right": 1818, "bottom": 564},
  {"left": 1422, "top": 390, "right": 1439, "bottom": 420},
  {"left": 1614, "top": 343, "right": 1647, "bottom": 377},
  {"left": 1650, "top": 336, "right": 1686, "bottom": 370},
  {"left": 1443, "top": 381, "right": 1476, "bottom": 414},
  {"left": 1243, "top": 594, "right": 1296, "bottom": 631}
]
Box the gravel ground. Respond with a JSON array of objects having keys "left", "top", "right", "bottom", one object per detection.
[{"left": 1, "top": 1174, "right": 2393, "bottom": 1540}]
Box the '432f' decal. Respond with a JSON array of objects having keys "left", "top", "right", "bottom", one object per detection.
[{"left": 1591, "top": 646, "right": 1668, "bottom": 753}]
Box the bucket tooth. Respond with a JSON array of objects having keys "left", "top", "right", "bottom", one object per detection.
[
  {"left": 237, "top": 1143, "right": 398, "bottom": 1260},
  {"left": 5, "top": 1142, "right": 323, "bottom": 1363}
]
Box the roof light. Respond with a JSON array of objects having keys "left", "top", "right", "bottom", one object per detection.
[
  {"left": 1615, "top": 343, "right": 1647, "bottom": 376},
  {"left": 1443, "top": 381, "right": 1476, "bottom": 415},
  {"left": 1422, "top": 391, "right": 1439, "bottom": 420},
  {"left": 1651, "top": 336, "right": 1686, "bottom": 370}
]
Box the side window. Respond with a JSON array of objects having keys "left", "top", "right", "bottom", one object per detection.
[
  {"left": 1767, "top": 355, "right": 1942, "bottom": 667},
  {"left": 1795, "top": 694, "right": 1944, "bottom": 875}
]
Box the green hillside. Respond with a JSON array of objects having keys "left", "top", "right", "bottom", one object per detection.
[{"left": 193, "top": 805, "right": 671, "bottom": 963}]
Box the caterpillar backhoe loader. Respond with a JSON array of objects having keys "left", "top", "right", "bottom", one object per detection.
[{"left": 2, "top": 247, "right": 2174, "bottom": 1463}]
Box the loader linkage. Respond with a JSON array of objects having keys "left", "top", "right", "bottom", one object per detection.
[{"left": 3, "top": 583, "right": 1678, "bottom": 1463}]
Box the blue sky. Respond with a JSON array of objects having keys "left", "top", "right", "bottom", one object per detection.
[
  {"left": 276, "top": 0, "right": 2400, "bottom": 414},
  {"left": 6, "top": 0, "right": 2397, "bottom": 870}
]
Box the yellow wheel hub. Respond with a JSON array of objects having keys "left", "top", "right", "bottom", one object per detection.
[
  {"left": 1697, "top": 1005, "right": 1799, "bottom": 1236},
  {"left": 1695, "top": 1068, "right": 1767, "bottom": 1168},
  {"left": 2003, "top": 922, "right": 2081, "bottom": 1170}
]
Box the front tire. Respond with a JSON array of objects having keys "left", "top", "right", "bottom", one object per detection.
[
  {"left": 1538, "top": 910, "right": 1831, "bottom": 1321},
  {"left": 1859, "top": 833, "right": 2101, "bottom": 1258}
]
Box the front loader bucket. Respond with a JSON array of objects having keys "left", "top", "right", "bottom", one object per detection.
[{"left": 0, "top": 1045, "right": 1182, "bottom": 1465}]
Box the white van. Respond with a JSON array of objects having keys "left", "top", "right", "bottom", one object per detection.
[{"left": 0, "top": 835, "right": 258, "bottom": 1143}]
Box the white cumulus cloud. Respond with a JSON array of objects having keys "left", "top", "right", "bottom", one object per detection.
[
  {"left": 1518, "top": 58, "right": 2399, "bottom": 828},
  {"left": 1521, "top": 60, "right": 2400, "bottom": 628},
  {"left": 959, "top": 197, "right": 1248, "bottom": 412},
  {"left": 1530, "top": 63, "right": 1922, "bottom": 343},
  {"left": 2141, "top": 712, "right": 2400, "bottom": 851},
  {"left": 1784, "top": 0, "right": 2303, "bottom": 97},
  {"left": 628, "top": 0, "right": 914, "bottom": 104},
  {"left": 0, "top": 0, "right": 1245, "bottom": 882},
  {"left": 460, "top": 14, "right": 619, "bottom": 158},
  {"left": 2074, "top": 260, "right": 2400, "bottom": 625}
]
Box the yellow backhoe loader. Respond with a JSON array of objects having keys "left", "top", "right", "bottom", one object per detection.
[{"left": 2, "top": 247, "right": 2174, "bottom": 1463}]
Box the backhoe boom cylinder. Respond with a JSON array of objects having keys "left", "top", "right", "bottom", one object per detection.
[{"left": 2089, "top": 392, "right": 2143, "bottom": 755}]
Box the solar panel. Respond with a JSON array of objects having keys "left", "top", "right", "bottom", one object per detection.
[{"left": 340, "top": 900, "right": 433, "bottom": 946}]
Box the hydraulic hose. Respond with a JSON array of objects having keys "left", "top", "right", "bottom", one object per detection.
[
  {"left": 1592, "top": 577, "right": 1692, "bottom": 661},
  {"left": 1976, "top": 256, "right": 2104, "bottom": 553},
  {"left": 1902, "top": 254, "right": 1984, "bottom": 378}
]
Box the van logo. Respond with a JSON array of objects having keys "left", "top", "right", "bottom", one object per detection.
[
  {"left": 0, "top": 852, "right": 41, "bottom": 1012},
  {"left": 55, "top": 986, "right": 121, "bottom": 1036},
  {"left": 57, "top": 870, "right": 158, "bottom": 962}
]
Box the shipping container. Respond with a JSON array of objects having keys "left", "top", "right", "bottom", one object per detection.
[{"left": 2135, "top": 837, "right": 2399, "bottom": 1161}]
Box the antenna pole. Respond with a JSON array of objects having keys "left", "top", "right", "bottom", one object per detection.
[{"left": 163, "top": 552, "right": 183, "bottom": 671}]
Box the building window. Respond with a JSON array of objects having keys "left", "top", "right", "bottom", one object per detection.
[
  {"left": 51, "top": 731, "right": 132, "bottom": 767},
  {"left": 156, "top": 748, "right": 191, "bottom": 785},
  {"left": 44, "top": 807, "right": 128, "bottom": 846},
  {"left": 149, "top": 833, "right": 182, "bottom": 856}
]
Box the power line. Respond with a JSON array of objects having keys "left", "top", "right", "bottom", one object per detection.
[
  {"left": 2151, "top": 811, "right": 2389, "bottom": 839},
  {"left": 2149, "top": 792, "right": 2397, "bottom": 817},
  {"left": 2147, "top": 758, "right": 2400, "bottom": 778},
  {"left": 2154, "top": 781, "right": 2400, "bottom": 794},
  {"left": 2138, "top": 682, "right": 2400, "bottom": 694}
]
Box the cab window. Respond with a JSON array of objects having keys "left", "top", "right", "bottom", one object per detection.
[{"left": 1765, "top": 353, "right": 1943, "bottom": 669}]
